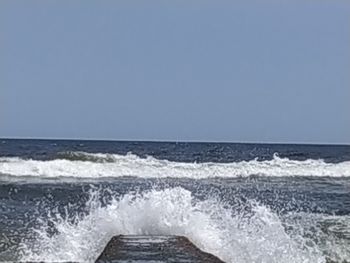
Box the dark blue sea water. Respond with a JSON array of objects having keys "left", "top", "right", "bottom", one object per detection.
[{"left": 0, "top": 139, "right": 350, "bottom": 262}]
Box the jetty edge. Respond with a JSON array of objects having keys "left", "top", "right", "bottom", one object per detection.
[{"left": 96, "top": 235, "right": 225, "bottom": 262}]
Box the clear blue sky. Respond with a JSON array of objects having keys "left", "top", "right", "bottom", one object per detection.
[{"left": 1, "top": 1, "right": 349, "bottom": 144}]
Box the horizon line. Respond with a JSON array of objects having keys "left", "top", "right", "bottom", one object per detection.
[{"left": 1, "top": 136, "right": 349, "bottom": 147}]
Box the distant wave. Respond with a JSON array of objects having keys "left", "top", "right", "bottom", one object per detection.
[
  {"left": 1, "top": 151, "right": 349, "bottom": 179},
  {"left": 56, "top": 151, "right": 118, "bottom": 162}
]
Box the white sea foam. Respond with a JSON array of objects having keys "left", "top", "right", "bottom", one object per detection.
[
  {"left": 19, "top": 187, "right": 326, "bottom": 263},
  {"left": 0, "top": 152, "right": 349, "bottom": 178}
]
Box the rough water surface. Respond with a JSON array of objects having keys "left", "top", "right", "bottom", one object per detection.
[{"left": 0, "top": 139, "right": 349, "bottom": 262}]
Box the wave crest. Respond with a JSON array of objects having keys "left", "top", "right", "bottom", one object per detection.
[
  {"left": 1, "top": 151, "right": 349, "bottom": 178},
  {"left": 56, "top": 151, "right": 118, "bottom": 163}
]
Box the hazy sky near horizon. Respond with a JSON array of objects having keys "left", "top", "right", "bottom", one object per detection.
[{"left": 1, "top": 1, "right": 349, "bottom": 143}]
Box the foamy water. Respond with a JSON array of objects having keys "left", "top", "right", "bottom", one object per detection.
[
  {"left": 19, "top": 187, "right": 330, "bottom": 263},
  {"left": 1, "top": 152, "right": 349, "bottom": 178},
  {"left": 1, "top": 143, "right": 349, "bottom": 263}
]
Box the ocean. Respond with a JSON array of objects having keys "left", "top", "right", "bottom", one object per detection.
[{"left": 0, "top": 139, "right": 349, "bottom": 263}]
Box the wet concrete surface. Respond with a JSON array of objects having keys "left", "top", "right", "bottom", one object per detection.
[{"left": 96, "top": 235, "right": 225, "bottom": 263}]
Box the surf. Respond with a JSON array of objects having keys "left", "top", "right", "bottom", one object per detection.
[
  {"left": 19, "top": 187, "right": 329, "bottom": 263},
  {"left": 1, "top": 151, "right": 349, "bottom": 179}
]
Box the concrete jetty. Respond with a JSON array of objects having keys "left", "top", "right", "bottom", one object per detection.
[{"left": 96, "top": 235, "right": 225, "bottom": 263}]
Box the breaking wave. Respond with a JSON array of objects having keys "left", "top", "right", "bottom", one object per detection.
[
  {"left": 0, "top": 151, "right": 349, "bottom": 179},
  {"left": 19, "top": 187, "right": 333, "bottom": 263}
]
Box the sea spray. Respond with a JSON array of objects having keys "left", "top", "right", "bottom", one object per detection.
[{"left": 19, "top": 187, "right": 325, "bottom": 263}]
